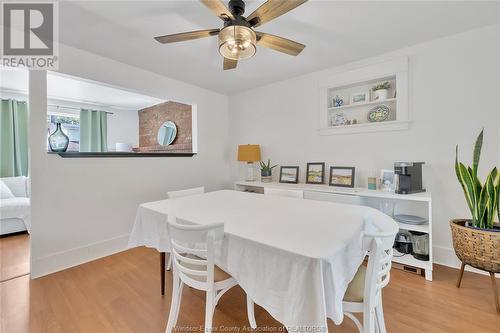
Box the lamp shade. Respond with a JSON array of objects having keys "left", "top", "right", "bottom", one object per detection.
[{"left": 237, "top": 144, "right": 261, "bottom": 162}]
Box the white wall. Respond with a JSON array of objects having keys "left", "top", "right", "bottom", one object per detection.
[
  {"left": 29, "top": 43, "right": 230, "bottom": 278},
  {"left": 228, "top": 24, "right": 500, "bottom": 269},
  {"left": 106, "top": 109, "right": 139, "bottom": 150}
]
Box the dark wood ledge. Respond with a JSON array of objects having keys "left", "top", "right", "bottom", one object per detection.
[{"left": 47, "top": 152, "right": 196, "bottom": 158}]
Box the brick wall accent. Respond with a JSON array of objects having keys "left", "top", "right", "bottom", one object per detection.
[{"left": 137, "top": 101, "right": 192, "bottom": 152}]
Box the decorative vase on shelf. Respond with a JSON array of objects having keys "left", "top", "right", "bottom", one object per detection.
[
  {"left": 372, "top": 81, "right": 391, "bottom": 101},
  {"left": 374, "top": 89, "right": 389, "bottom": 101},
  {"left": 48, "top": 123, "right": 69, "bottom": 152},
  {"left": 333, "top": 95, "right": 344, "bottom": 107}
]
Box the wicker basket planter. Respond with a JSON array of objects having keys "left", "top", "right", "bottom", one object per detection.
[{"left": 450, "top": 219, "right": 500, "bottom": 313}]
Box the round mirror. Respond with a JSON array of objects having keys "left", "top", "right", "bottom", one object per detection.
[{"left": 157, "top": 121, "right": 177, "bottom": 146}]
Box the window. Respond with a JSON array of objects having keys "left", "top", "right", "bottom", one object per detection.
[{"left": 47, "top": 113, "right": 80, "bottom": 151}]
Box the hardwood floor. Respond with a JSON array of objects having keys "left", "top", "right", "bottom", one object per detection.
[
  {"left": 1, "top": 245, "right": 499, "bottom": 333},
  {"left": 0, "top": 233, "right": 30, "bottom": 282}
]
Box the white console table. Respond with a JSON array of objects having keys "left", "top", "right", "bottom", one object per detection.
[{"left": 234, "top": 181, "right": 433, "bottom": 281}]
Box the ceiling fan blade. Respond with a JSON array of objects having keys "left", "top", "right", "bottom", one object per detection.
[
  {"left": 200, "top": 0, "right": 235, "bottom": 20},
  {"left": 154, "top": 29, "right": 220, "bottom": 44},
  {"left": 256, "top": 32, "right": 305, "bottom": 56},
  {"left": 246, "top": 0, "right": 307, "bottom": 27},
  {"left": 223, "top": 57, "right": 238, "bottom": 70}
]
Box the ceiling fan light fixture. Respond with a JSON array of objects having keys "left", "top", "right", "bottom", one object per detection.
[{"left": 218, "top": 25, "right": 256, "bottom": 60}]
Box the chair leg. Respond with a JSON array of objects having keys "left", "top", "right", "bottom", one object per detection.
[
  {"left": 375, "top": 297, "right": 387, "bottom": 333},
  {"left": 456, "top": 262, "right": 465, "bottom": 288},
  {"left": 362, "top": 308, "right": 375, "bottom": 333},
  {"left": 172, "top": 282, "right": 184, "bottom": 326},
  {"left": 165, "top": 271, "right": 182, "bottom": 333},
  {"left": 489, "top": 272, "right": 500, "bottom": 314},
  {"left": 160, "top": 252, "right": 166, "bottom": 295},
  {"left": 204, "top": 290, "right": 214, "bottom": 333},
  {"left": 246, "top": 296, "right": 257, "bottom": 329}
]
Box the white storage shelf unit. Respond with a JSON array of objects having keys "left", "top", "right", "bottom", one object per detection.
[
  {"left": 319, "top": 57, "right": 409, "bottom": 135},
  {"left": 234, "top": 180, "right": 433, "bottom": 281}
]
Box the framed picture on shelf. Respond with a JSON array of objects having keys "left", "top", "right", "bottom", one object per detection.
[
  {"left": 306, "top": 162, "right": 325, "bottom": 184},
  {"left": 329, "top": 166, "right": 355, "bottom": 188},
  {"left": 380, "top": 169, "right": 395, "bottom": 191},
  {"left": 279, "top": 166, "right": 299, "bottom": 184},
  {"left": 350, "top": 91, "right": 369, "bottom": 104}
]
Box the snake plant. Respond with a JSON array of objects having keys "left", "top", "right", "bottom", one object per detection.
[
  {"left": 259, "top": 159, "right": 278, "bottom": 172},
  {"left": 455, "top": 130, "right": 500, "bottom": 229}
]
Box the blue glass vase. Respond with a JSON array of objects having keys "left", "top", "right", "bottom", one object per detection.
[{"left": 48, "top": 123, "right": 69, "bottom": 152}]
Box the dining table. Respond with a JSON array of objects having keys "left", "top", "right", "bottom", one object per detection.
[{"left": 127, "top": 189, "right": 396, "bottom": 332}]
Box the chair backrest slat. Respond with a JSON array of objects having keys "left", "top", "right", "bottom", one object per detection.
[
  {"left": 173, "top": 259, "right": 208, "bottom": 277},
  {"left": 170, "top": 238, "right": 209, "bottom": 255},
  {"left": 172, "top": 249, "right": 208, "bottom": 266},
  {"left": 168, "top": 222, "right": 224, "bottom": 244}
]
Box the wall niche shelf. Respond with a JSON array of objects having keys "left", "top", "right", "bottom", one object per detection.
[{"left": 319, "top": 57, "right": 409, "bottom": 135}]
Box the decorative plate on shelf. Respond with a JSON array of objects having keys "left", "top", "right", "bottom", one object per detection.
[
  {"left": 394, "top": 214, "right": 428, "bottom": 225},
  {"left": 367, "top": 105, "right": 390, "bottom": 122}
]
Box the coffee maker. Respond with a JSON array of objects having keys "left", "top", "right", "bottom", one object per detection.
[{"left": 394, "top": 162, "right": 425, "bottom": 194}]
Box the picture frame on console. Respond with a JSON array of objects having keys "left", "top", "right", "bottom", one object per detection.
[
  {"left": 380, "top": 169, "right": 396, "bottom": 192},
  {"left": 306, "top": 163, "right": 325, "bottom": 184},
  {"left": 329, "top": 166, "right": 355, "bottom": 188},
  {"left": 279, "top": 166, "right": 299, "bottom": 184}
]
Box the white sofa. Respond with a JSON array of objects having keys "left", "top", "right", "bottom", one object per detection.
[{"left": 0, "top": 176, "right": 30, "bottom": 235}]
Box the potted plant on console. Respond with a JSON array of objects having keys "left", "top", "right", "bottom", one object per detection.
[
  {"left": 451, "top": 129, "right": 500, "bottom": 313},
  {"left": 259, "top": 159, "right": 277, "bottom": 183}
]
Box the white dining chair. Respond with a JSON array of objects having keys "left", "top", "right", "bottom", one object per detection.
[
  {"left": 341, "top": 219, "right": 398, "bottom": 333},
  {"left": 165, "top": 220, "right": 256, "bottom": 333},
  {"left": 264, "top": 187, "right": 304, "bottom": 199},
  {"left": 163, "top": 186, "right": 205, "bottom": 272},
  {"left": 167, "top": 186, "right": 205, "bottom": 199}
]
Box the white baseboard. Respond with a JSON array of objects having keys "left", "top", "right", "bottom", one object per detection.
[
  {"left": 31, "top": 234, "right": 130, "bottom": 279},
  {"left": 433, "top": 245, "right": 499, "bottom": 278}
]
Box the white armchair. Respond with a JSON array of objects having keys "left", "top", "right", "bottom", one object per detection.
[{"left": 0, "top": 176, "right": 30, "bottom": 235}]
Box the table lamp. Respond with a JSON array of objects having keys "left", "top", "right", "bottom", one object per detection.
[{"left": 237, "top": 144, "right": 261, "bottom": 181}]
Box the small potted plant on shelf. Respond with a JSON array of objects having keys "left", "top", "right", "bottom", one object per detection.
[
  {"left": 372, "top": 81, "right": 391, "bottom": 101},
  {"left": 451, "top": 129, "right": 500, "bottom": 313},
  {"left": 259, "top": 159, "right": 278, "bottom": 183}
]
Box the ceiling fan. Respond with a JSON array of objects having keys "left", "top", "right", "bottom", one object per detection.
[{"left": 154, "top": 0, "right": 308, "bottom": 70}]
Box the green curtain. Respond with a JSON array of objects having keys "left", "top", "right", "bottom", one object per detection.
[
  {"left": 79, "top": 109, "right": 108, "bottom": 152},
  {"left": 0, "top": 99, "right": 29, "bottom": 177}
]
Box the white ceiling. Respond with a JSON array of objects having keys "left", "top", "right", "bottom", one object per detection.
[
  {"left": 0, "top": 68, "right": 164, "bottom": 110},
  {"left": 44, "top": 1, "right": 500, "bottom": 94}
]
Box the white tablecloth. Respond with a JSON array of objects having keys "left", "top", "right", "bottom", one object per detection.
[{"left": 128, "top": 190, "right": 396, "bottom": 331}]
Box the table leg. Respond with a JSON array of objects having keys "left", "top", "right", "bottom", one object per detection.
[{"left": 160, "top": 252, "right": 166, "bottom": 296}]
